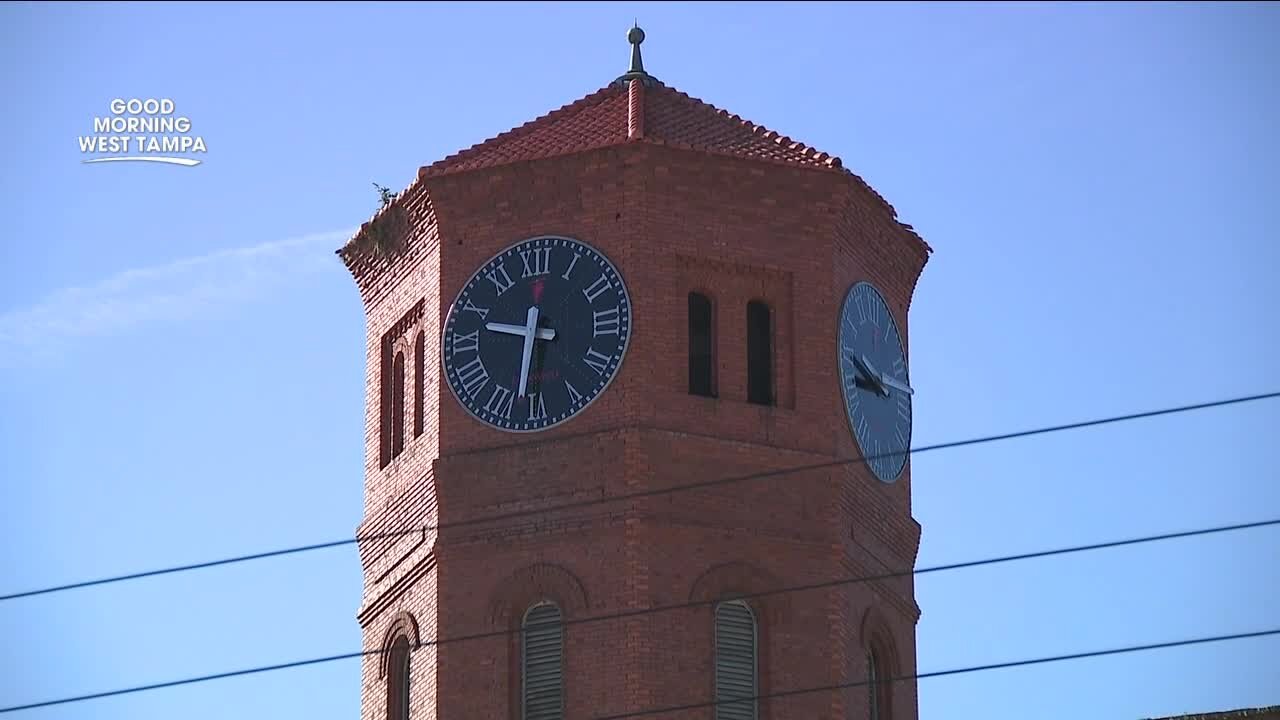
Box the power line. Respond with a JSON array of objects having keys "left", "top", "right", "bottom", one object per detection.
[
  {"left": 3, "top": 390, "right": 1275, "bottom": 604},
  {"left": 592, "top": 627, "right": 1280, "bottom": 719},
  {"left": 2, "top": 515, "right": 1273, "bottom": 714}
]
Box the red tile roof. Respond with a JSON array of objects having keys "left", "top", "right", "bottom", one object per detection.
[
  {"left": 417, "top": 78, "right": 845, "bottom": 180},
  {"left": 340, "top": 69, "right": 931, "bottom": 273},
  {"left": 1146, "top": 708, "right": 1280, "bottom": 720}
]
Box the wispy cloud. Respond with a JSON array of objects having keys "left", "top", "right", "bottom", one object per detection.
[{"left": 0, "top": 228, "right": 356, "bottom": 366}]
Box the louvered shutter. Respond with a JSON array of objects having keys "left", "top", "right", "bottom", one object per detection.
[
  {"left": 714, "top": 600, "right": 757, "bottom": 720},
  {"left": 522, "top": 603, "right": 564, "bottom": 720}
]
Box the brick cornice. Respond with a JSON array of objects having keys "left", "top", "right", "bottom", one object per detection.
[
  {"left": 356, "top": 550, "right": 437, "bottom": 628},
  {"left": 337, "top": 184, "right": 440, "bottom": 306}
]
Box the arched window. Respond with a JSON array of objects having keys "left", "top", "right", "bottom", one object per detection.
[
  {"left": 413, "top": 331, "right": 425, "bottom": 438},
  {"left": 522, "top": 602, "right": 564, "bottom": 720},
  {"left": 866, "top": 644, "right": 891, "bottom": 720},
  {"left": 379, "top": 338, "right": 394, "bottom": 469},
  {"left": 714, "top": 600, "right": 757, "bottom": 720},
  {"left": 386, "top": 634, "right": 411, "bottom": 720},
  {"left": 746, "top": 301, "right": 773, "bottom": 406},
  {"left": 688, "top": 292, "right": 716, "bottom": 397},
  {"left": 392, "top": 350, "right": 406, "bottom": 458}
]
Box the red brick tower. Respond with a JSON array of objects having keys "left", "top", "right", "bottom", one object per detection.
[{"left": 338, "top": 27, "right": 930, "bottom": 720}]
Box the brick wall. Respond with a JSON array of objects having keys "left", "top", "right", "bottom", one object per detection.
[{"left": 342, "top": 138, "right": 928, "bottom": 719}]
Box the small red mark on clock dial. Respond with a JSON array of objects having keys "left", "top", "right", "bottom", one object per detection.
[{"left": 530, "top": 278, "right": 546, "bottom": 304}]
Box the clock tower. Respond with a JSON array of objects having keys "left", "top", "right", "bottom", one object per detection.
[{"left": 338, "top": 27, "right": 931, "bottom": 720}]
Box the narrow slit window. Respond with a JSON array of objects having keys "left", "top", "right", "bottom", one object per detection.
[
  {"left": 379, "top": 338, "right": 394, "bottom": 469},
  {"left": 392, "top": 351, "right": 406, "bottom": 458},
  {"left": 387, "top": 635, "right": 411, "bottom": 720},
  {"left": 688, "top": 293, "right": 715, "bottom": 397},
  {"left": 867, "top": 649, "right": 880, "bottom": 720},
  {"left": 746, "top": 301, "right": 773, "bottom": 406},
  {"left": 413, "top": 331, "right": 425, "bottom": 438},
  {"left": 866, "top": 645, "right": 893, "bottom": 720}
]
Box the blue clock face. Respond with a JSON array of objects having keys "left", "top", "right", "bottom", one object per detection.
[
  {"left": 442, "top": 235, "right": 632, "bottom": 433},
  {"left": 838, "top": 282, "right": 913, "bottom": 483}
]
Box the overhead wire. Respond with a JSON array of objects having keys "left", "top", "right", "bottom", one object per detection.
[
  {"left": 2, "top": 515, "right": 1275, "bottom": 713},
  {"left": 592, "top": 627, "right": 1280, "bottom": 719},
  {"left": 3, "top": 390, "right": 1275, "bottom": 604}
]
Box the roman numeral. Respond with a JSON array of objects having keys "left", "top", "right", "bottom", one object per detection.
[
  {"left": 565, "top": 380, "right": 584, "bottom": 406},
  {"left": 519, "top": 247, "right": 552, "bottom": 278},
  {"left": 485, "top": 264, "right": 516, "bottom": 295},
  {"left": 583, "top": 348, "right": 612, "bottom": 375},
  {"left": 462, "top": 298, "right": 489, "bottom": 320},
  {"left": 855, "top": 298, "right": 868, "bottom": 323},
  {"left": 456, "top": 356, "right": 489, "bottom": 398},
  {"left": 592, "top": 306, "right": 621, "bottom": 337},
  {"left": 582, "top": 274, "right": 612, "bottom": 303},
  {"left": 483, "top": 384, "right": 515, "bottom": 419},
  {"left": 892, "top": 357, "right": 905, "bottom": 373},
  {"left": 561, "top": 252, "right": 581, "bottom": 281},
  {"left": 895, "top": 426, "right": 909, "bottom": 448},
  {"left": 856, "top": 415, "right": 870, "bottom": 441},
  {"left": 451, "top": 330, "right": 479, "bottom": 357},
  {"left": 528, "top": 393, "right": 548, "bottom": 421},
  {"left": 897, "top": 397, "right": 911, "bottom": 420}
]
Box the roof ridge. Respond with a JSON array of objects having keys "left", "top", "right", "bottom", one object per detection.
[
  {"left": 648, "top": 84, "right": 843, "bottom": 170},
  {"left": 418, "top": 83, "right": 624, "bottom": 180}
]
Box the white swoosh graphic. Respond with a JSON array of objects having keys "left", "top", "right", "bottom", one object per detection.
[{"left": 82, "top": 156, "right": 201, "bottom": 166}]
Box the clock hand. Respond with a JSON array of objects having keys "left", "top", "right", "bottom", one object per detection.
[
  {"left": 847, "top": 351, "right": 887, "bottom": 396},
  {"left": 485, "top": 321, "right": 555, "bottom": 341},
  {"left": 517, "top": 306, "right": 539, "bottom": 398},
  {"left": 860, "top": 353, "right": 890, "bottom": 397},
  {"left": 860, "top": 353, "right": 912, "bottom": 396},
  {"left": 879, "top": 373, "right": 914, "bottom": 396}
]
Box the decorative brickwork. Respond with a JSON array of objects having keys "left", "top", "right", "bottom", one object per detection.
[{"left": 340, "top": 30, "right": 930, "bottom": 720}]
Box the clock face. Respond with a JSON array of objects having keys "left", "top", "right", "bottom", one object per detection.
[
  {"left": 442, "top": 235, "right": 632, "bottom": 433},
  {"left": 837, "top": 281, "right": 913, "bottom": 483}
]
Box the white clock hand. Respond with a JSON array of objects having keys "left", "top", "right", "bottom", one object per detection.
[
  {"left": 860, "top": 353, "right": 912, "bottom": 396},
  {"left": 517, "top": 306, "right": 539, "bottom": 398},
  {"left": 855, "top": 353, "right": 896, "bottom": 397},
  {"left": 485, "top": 322, "right": 555, "bottom": 341},
  {"left": 880, "top": 373, "right": 914, "bottom": 396}
]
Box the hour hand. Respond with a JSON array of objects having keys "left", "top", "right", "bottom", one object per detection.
[
  {"left": 846, "top": 351, "right": 887, "bottom": 396},
  {"left": 485, "top": 322, "right": 556, "bottom": 341}
]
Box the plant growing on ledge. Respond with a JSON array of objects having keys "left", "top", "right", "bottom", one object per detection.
[
  {"left": 364, "top": 182, "right": 406, "bottom": 256},
  {"left": 373, "top": 182, "right": 398, "bottom": 208}
]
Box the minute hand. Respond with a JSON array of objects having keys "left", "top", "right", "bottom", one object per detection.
[
  {"left": 485, "top": 322, "right": 556, "bottom": 341},
  {"left": 879, "top": 373, "right": 914, "bottom": 396},
  {"left": 861, "top": 354, "right": 915, "bottom": 397}
]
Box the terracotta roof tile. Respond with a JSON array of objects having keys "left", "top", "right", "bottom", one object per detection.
[
  {"left": 418, "top": 79, "right": 844, "bottom": 179},
  {"left": 1146, "top": 707, "right": 1280, "bottom": 720},
  {"left": 340, "top": 72, "right": 929, "bottom": 263},
  {"left": 419, "top": 85, "right": 629, "bottom": 179}
]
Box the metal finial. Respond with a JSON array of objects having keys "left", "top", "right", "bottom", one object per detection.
[
  {"left": 614, "top": 23, "right": 658, "bottom": 86},
  {"left": 627, "top": 24, "right": 646, "bottom": 74}
]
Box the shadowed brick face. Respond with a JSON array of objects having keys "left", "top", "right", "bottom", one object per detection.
[{"left": 339, "top": 70, "right": 930, "bottom": 719}]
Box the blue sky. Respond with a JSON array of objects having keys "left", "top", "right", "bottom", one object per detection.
[{"left": 1, "top": 1, "right": 1277, "bottom": 718}]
